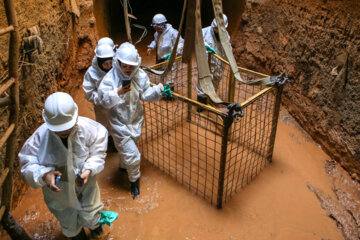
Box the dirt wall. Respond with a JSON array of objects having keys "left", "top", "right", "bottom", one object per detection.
[
  {"left": 0, "top": 0, "right": 97, "bottom": 208},
  {"left": 232, "top": 0, "right": 360, "bottom": 179}
]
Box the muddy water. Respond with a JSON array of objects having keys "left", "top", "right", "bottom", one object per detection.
[{"left": 7, "top": 90, "right": 345, "bottom": 240}]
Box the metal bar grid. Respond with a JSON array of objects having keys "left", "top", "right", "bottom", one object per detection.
[
  {"left": 222, "top": 88, "right": 276, "bottom": 203},
  {"left": 140, "top": 97, "right": 224, "bottom": 204},
  {"left": 140, "top": 56, "right": 278, "bottom": 207}
]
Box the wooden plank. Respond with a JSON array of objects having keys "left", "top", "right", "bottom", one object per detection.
[
  {"left": 0, "top": 123, "right": 15, "bottom": 149},
  {"left": 0, "top": 168, "right": 9, "bottom": 187},
  {"left": 0, "top": 96, "right": 12, "bottom": 107},
  {"left": 0, "top": 205, "right": 5, "bottom": 221},
  {"left": 0, "top": 78, "right": 15, "bottom": 96},
  {"left": 0, "top": 25, "right": 14, "bottom": 36},
  {"left": 4, "top": 0, "right": 20, "bottom": 211}
]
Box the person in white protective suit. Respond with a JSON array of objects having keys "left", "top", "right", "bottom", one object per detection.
[
  {"left": 197, "top": 14, "right": 231, "bottom": 108},
  {"left": 146, "top": 13, "right": 184, "bottom": 64},
  {"left": 18, "top": 92, "right": 108, "bottom": 240},
  {"left": 99, "top": 42, "right": 164, "bottom": 200},
  {"left": 83, "top": 43, "right": 114, "bottom": 130}
]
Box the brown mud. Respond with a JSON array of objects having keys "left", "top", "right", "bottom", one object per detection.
[{"left": 2, "top": 97, "right": 350, "bottom": 239}]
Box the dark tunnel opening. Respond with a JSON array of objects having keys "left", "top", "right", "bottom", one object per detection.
[{"left": 93, "top": 0, "right": 243, "bottom": 45}]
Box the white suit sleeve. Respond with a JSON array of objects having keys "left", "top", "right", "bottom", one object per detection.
[
  {"left": 83, "top": 70, "right": 100, "bottom": 105},
  {"left": 140, "top": 74, "right": 163, "bottom": 102},
  {"left": 148, "top": 32, "right": 158, "bottom": 49},
  {"left": 98, "top": 75, "right": 125, "bottom": 109},
  {"left": 171, "top": 30, "right": 184, "bottom": 56},
  {"left": 18, "top": 131, "right": 55, "bottom": 189},
  {"left": 82, "top": 124, "right": 108, "bottom": 175}
]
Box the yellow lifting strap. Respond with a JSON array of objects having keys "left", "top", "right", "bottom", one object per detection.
[
  {"left": 194, "top": 0, "right": 223, "bottom": 103},
  {"left": 212, "top": 0, "right": 275, "bottom": 86}
]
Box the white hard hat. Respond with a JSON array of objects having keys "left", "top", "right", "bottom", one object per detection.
[
  {"left": 97, "top": 37, "right": 115, "bottom": 49},
  {"left": 94, "top": 44, "right": 115, "bottom": 58},
  {"left": 42, "top": 92, "right": 78, "bottom": 132},
  {"left": 211, "top": 14, "right": 228, "bottom": 28},
  {"left": 152, "top": 13, "right": 167, "bottom": 25},
  {"left": 116, "top": 42, "right": 141, "bottom": 66}
]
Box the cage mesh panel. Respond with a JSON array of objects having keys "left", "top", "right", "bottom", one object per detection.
[
  {"left": 223, "top": 88, "right": 276, "bottom": 203},
  {"left": 140, "top": 55, "right": 277, "bottom": 206},
  {"left": 140, "top": 98, "right": 223, "bottom": 204}
]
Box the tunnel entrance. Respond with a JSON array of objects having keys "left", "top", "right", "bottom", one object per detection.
[{"left": 93, "top": 0, "right": 245, "bottom": 47}]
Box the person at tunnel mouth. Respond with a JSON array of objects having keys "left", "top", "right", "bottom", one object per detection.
[
  {"left": 83, "top": 38, "right": 117, "bottom": 152},
  {"left": 98, "top": 42, "right": 166, "bottom": 200},
  {"left": 147, "top": 13, "right": 184, "bottom": 91},
  {"left": 18, "top": 92, "right": 108, "bottom": 240}
]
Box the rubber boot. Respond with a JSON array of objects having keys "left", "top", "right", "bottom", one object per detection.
[
  {"left": 71, "top": 228, "right": 87, "bottom": 240},
  {"left": 89, "top": 225, "right": 103, "bottom": 240},
  {"left": 197, "top": 94, "right": 208, "bottom": 112},
  {"left": 107, "top": 136, "right": 118, "bottom": 153},
  {"left": 130, "top": 179, "right": 140, "bottom": 200}
]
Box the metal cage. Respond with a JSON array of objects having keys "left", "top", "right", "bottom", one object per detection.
[{"left": 139, "top": 54, "right": 282, "bottom": 208}]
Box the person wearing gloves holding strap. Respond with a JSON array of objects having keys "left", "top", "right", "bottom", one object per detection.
[
  {"left": 19, "top": 92, "right": 108, "bottom": 240},
  {"left": 146, "top": 13, "right": 184, "bottom": 64},
  {"left": 99, "top": 42, "right": 165, "bottom": 200},
  {"left": 197, "top": 14, "right": 231, "bottom": 109}
]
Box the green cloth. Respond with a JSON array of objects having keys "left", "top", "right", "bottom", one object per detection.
[
  {"left": 161, "top": 83, "right": 173, "bottom": 100},
  {"left": 99, "top": 211, "right": 119, "bottom": 226},
  {"left": 206, "top": 45, "right": 217, "bottom": 54},
  {"left": 164, "top": 53, "right": 171, "bottom": 61}
]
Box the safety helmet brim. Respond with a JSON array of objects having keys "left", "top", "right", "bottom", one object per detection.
[{"left": 43, "top": 106, "right": 78, "bottom": 132}]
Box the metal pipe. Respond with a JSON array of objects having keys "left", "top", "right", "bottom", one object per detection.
[
  {"left": 216, "top": 113, "right": 233, "bottom": 209},
  {"left": 267, "top": 85, "right": 283, "bottom": 163}
]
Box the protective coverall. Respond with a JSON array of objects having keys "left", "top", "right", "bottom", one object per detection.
[
  {"left": 197, "top": 26, "right": 231, "bottom": 95},
  {"left": 98, "top": 60, "right": 163, "bottom": 183},
  {"left": 83, "top": 56, "right": 110, "bottom": 129},
  {"left": 148, "top": 23, "right": 184, "bottom": 62},
  {"left": 19, "top": 117, "right": 108, "bottom": 237}
]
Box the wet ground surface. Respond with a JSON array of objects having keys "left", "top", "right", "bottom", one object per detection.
[
  {"left": 2, "top": 100, "right": 351, "bottom": 239},
  {"left": 2, "top": 51, "right": 357, "bottom": 240}
]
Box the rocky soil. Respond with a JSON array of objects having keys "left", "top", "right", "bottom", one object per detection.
[
  {"left": 232, "top": 0, "right": 360, "bottom": 179},
  {"left": 0, "top": 0, "right": 97, "bottom": 207}
]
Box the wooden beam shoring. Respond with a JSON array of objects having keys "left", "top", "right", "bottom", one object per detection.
[
  {"left": 0, "top": 168, "right": 9, "bottom": 188},
  {"left": 0, "top": 78, "right": 15, "bottom": 96},
  {"left": 0, "top": 123, "right": 15, "bottom": 149},
  {"left": 1, "top": 210, "right": 32, "bottom": 240},
  {"left": 0, "top": 206, "right": 5, "bottom": 221},
  {"left": 0, "top": 25, "right": 14, "bottom": 36}
]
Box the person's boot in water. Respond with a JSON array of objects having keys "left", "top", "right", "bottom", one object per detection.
[
  {"left": 130, "top": 179, "right": 140, "bottom": 199},
  {"left": 90, "top": 225, "right": 104, "bottom": 240},
  {"left": 71, "top": 228, "right": 87, "bottom": 240}
]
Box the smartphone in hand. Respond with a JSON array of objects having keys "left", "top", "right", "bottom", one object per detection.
[
  {"left": 55, "top": 175, "right": 61, "bottom": 186},
  {"left": 122, "top": 79, "right": 131, "bottom": 87}
]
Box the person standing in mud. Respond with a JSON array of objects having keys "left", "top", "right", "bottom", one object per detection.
[
  {"left": 146, "top": 13, "right": 184, "bottom": 64},
  {"left": 83, "top": 38, "right": 118, "bottom": 152},
  {"left": 146, "top": 13, "right": 183, "bottom": 90},
  {"left": 19, "top": 92, "right": 108, "bottom": 240},
  {"left": 98, "top": 42, "right": 165, "bottom": 200}
]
